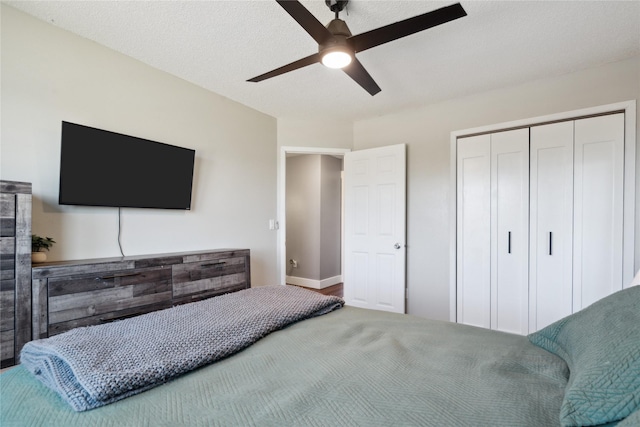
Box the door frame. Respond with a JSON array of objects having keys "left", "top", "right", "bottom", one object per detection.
[
  {"left": 278, "top": 146, "right": 351, "bottom": 287},
  {"left": 449, "top": 100, "right": 636, "bottom": 322}
]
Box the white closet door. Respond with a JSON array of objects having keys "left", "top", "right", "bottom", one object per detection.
[
  {"left": 490, "top": 129, "right": 529, "bottom": 334},
  {"left": 456, "top": 135, "right": 491, "bottom": 328},
  {"left": 529, "top": 122, "right": 574, "bottom": 332},
  {"left": 573, "top": 113, "right": 625, "bottom": 310}
]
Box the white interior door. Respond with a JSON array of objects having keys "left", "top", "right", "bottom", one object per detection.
[
  {"left": 456, "top": 135, "right": 491, "bottom": 328},
  {"left": 343, "top": 144, "right": 406, "bottom": 313},
  {"left": 529, "top": 121, "right": 574, "bottom": 332},
  {"left": 573, "top": 113, "right": 625, "bottom": 310},
  {"left": 490, "top": 129, "right": 529, "bottom": 335}
]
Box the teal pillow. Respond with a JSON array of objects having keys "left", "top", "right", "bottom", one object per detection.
[
  {"left": 617, "top": 407, "right": 640, "bottom": 427},
  {"left": 528, "top": 286, "right": 640, "bottom": 427}
]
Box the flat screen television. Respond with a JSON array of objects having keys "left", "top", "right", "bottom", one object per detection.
[{"left": 59, "top": 121, "right": 196, "bottom": 210}]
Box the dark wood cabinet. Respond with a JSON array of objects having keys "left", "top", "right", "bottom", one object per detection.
[
  {"left": 0, "top": 181, "right": 32, "bottom": 368},
  {"left": 32, "top": 249, "right": 250, "bottom": 339}
]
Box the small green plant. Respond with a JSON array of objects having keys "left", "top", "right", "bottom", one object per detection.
[{"left": 32, "top": 235, "right": 56, "bottom": 252}]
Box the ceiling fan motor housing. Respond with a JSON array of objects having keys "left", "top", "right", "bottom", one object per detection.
[
  {"left": 319, "top": 18, "right": 353, "bottom": 55},
  {"left": 325, "top": 18, "right": 351, "bottom": 38}
]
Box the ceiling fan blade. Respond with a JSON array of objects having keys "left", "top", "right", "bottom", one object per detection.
[
  {"left": 247, "top": 53, "right": 322, "bottom": 82},
  {"left": 276, "top": 0, "right": 333, "bottom": 45},
  {"left": 342, "top": 58, "right": 381, "bottom": 96},
  {"left": 348, "top": 3, "right": 466, "bottom": 53}
]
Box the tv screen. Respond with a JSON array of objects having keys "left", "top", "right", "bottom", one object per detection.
[{"left": 59, "top": 122, "right": 195, "bottom": 210}]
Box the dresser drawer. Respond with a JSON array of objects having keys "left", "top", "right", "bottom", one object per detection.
[
  {"left": 47, "top": 266, "right": 172, "bottom": 336},
  {"left": 1, "top": 279, "right": 15, "bottom": 365},
  {"left": 172, "top": 256, "right": 248, "bottom": 304},
  {"left": 0, "top": 193, "right": 16, "bottom": 238},
  {"left": 0, "top": 329, "right": 14, "bottom": 365},
  {"left": 0, "top": 237, "right": 15, "bottom": 280},
  {"left": 0, "top": 280, "right": 15, "bottom": 332}
]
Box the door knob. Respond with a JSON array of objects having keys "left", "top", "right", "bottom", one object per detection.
[{"left": 394, "top": 243, "right": 402, "bottom": 249}]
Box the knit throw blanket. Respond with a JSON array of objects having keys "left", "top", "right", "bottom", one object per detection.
[{"left": 20, "top": 285, "right": 344, "bottom": 412}]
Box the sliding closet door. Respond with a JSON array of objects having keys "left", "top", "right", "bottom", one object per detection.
[
  {"left": 529, "top": 122, "right": 574, "bottom": 332},
  {"left": 573, "top": 113, "right": 625, "bottom": 310},
  {"left": 456, "top": 135, "right": 491, "bottom": 329},
  {"left": 490, "top": 129, "right": 529, "bottom": 334}
]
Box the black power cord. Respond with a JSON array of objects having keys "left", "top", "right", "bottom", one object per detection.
[{"left": 117, "top": 207, "right": 125, "bottom": 257}]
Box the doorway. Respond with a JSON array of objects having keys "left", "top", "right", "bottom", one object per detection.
[
  {"left": 278, "top": 147, "right": 350, "bottom": 289},
  {"left": 279, "top": 144, "right": 407, "bottom": 313}
]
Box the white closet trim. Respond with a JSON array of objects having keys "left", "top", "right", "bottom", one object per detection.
[{"left": 449, "top": 100, "right": 636, "bottom": 322}]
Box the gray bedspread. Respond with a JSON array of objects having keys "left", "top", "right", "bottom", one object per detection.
[
  {"left": 4, "top": 304, "right": 571, "bottom": 426},
  {"left": 19, "top": 285, "right": 343, "bottom": 412}
]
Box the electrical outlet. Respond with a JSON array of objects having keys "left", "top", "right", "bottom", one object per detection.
[{"left": 289, "top": 259, "right": 298, "bottom": 268}]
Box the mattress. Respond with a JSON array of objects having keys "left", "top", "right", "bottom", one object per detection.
[{"left": 1, "top": 306, "right": 569, "bottom": 426}]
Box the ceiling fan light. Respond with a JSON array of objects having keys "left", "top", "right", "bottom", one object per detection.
[{"left": 322, "top": 51, "right": 352, "bottom": 69}]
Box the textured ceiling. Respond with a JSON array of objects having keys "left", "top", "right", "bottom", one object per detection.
[{"left": 5, "top": 0, "right": 640, "bottom": 122}]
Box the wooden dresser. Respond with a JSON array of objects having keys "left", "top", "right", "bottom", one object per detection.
[
  {"left": 0, "top": 181, "right": 32, "bottom": 368},
  {"left": 32, "top": 249, "right": 250, "bottom": 339}
]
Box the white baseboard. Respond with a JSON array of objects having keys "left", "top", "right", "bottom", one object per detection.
[{"left": 286, "top": 275, "right": 342, "bottom": 290}]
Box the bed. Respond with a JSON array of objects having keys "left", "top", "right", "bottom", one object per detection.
[{"left": 1, "top": 284, "right": 639, "bottom": 427}]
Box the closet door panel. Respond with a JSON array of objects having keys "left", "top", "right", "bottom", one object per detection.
[
  {"left": 456, "top": 135, "right": 491, "bottom": 329},
  {"left": 573, "top": 113, "right": 624, "bottom": 310},
  {"left": 529, "top": 122, "right": 574, "bottom": 332},
  {"left": 490, "top": 129, "right": 529, "bottom": 334}
]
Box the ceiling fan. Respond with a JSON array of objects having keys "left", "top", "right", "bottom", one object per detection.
[{"left": 247, "top": 0, "right": 467, "bottom": 96}]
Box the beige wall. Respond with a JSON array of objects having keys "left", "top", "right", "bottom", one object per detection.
[
  {"left": 1, "top": 5, "right": 278, "bottom": 285},
  {"left": 354, "top": 56, "right": 640, "bottom": 321},
  {"left": 277, "top": 119, "right": 353, "bottom": 150}
]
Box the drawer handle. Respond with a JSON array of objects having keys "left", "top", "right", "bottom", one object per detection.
[
  {"left": 96, "top": 272, "right": 141, "bottom": 280},
  {"left": 99, "top": 315, "right": 128, "bottom": 323},
  {"left": 200, "top": 262, "right": 226, "bottom": 268}
]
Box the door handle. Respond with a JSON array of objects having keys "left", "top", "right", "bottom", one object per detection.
[
  {"left": 549, "top": 232, "right": 553, "bottom": 255},
  {"left": 394, "top": 243, "right": 402, "bottom": 250},
  {"left": 508, "top": 231, "right": 511, "bottom": 254}
]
